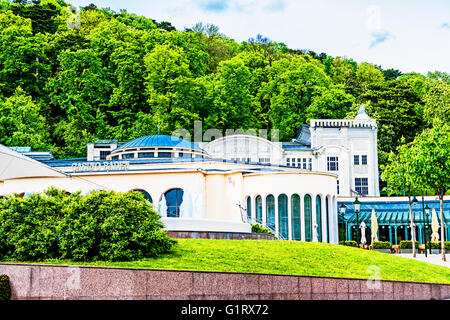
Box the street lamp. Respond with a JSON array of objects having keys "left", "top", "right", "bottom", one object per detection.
[
  {"left": 425, "top": 204, "right": 431, "bottom": 256},
  {"left": 353, "top": 196, "right": 361, "bottom": 246},
  {"left": 339, "top": 203, "right": 347, "bottom": 243}
]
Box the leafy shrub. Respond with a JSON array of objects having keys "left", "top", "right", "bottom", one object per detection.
[
  {"left": 0, "top": 188, "right": 72, "bottom": 261},
  {"left": 339, "top": 241, "right": 358, "bottom": 247},
  {"left": 0, "top": 188, "right": 176, "bottom": 262},
  {"left": 251, "top": 224, "right": 275, "bottom": 237},
  {"left": 372, "top": 241, "right": 391, "bottom": 249},
  {"left": 98, "top": 191, "right": 176, "bottom": 261},
  {"left": 428, "top": 241, "right": 450, "bottom": 250},
  {"left": 399, "top": 241, "right": 419, "bottom": 249},
  {"left": 0, "top": 274, "right": 11, "bottom": 300}
]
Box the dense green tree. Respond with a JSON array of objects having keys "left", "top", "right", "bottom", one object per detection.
[
  {"left": 355, "top": 62, "right": 385, "bottom": 94},
  {"left": 205, "top": 57, "right": 253, "bottom": 131},
  {"left": 358, "top": 80, "right": 424, "bottom": 165},
  {"left": 0, "top": 11, "right": 50, "bottom": 97},
  {"left": 263, "top": 56, "right": 331, "bottom": 140},
  {"left": 423, "top": 80, "right": 450, "bottom": 123},
  {"left": 0, "top": 87, "right": 50, "bottom": 150},
  {"left": 306, "top": 86, "right": 355, "bottom": 122},
  {"left": 381, "top": 141, "right": 421, "bottom": 257},
  {"left": 46, "top": 48, "right": 113, "bottom": 157},
  {"left": 411, "top": 120, "right": 450, "bottom": 261}
]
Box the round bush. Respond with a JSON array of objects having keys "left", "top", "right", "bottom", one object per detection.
[
  {"left": 0, "top": 188, "right": 71, "bottom": 261},
  {"left": 57, "top": 190, "right": 176, "bottom": 262}
]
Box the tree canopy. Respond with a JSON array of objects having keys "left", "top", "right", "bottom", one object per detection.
[{"left": 0, "top": 1, "right": 448, "bottom": 196}]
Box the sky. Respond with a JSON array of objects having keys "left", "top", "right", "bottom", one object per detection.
[{"left": 68, "top": 0, "right": 450, "bottom": 74}]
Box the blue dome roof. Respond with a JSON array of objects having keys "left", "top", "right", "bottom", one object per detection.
[{"left": 116, "top": 135, "right": 203, "bottom": 151}]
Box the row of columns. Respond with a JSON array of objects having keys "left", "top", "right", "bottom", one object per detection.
[{"left": 246, "top": 194, "right": 338, "bottom": 243}]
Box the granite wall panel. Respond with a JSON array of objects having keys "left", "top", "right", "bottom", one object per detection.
[{"left": 0, "top": 263, "right": 448, "bottom": 300}]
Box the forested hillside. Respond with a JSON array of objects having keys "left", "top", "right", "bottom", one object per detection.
[{"left": 0, "top": 0, "right": 448, "bottom": 170}]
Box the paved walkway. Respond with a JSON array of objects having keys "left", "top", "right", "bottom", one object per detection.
[{"left": 396, "top": 253, "right": 449, "bottom": 268}]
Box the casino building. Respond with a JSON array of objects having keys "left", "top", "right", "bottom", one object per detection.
[
  {"left": 1, "top": 106, "right": 448, "bottom": 244},
  {"left": 0, "top": 134, "right": 339, "bottom": 243}
]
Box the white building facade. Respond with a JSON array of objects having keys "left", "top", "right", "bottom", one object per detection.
[{"left": 202, "top": 106, "right": 380, "bottom": 197}]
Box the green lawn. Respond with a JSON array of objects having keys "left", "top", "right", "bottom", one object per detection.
[{"left": 4, "top": 239, "right": 450, "bottom": 284}]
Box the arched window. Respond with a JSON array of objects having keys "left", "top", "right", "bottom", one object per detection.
[
  {"left": 325, "top": 196, "right": 330, "bottom": 243},
  {"left": 164, "top": 188, "right": 184, "bottom": 218},
  {"left": 266, "top": 195, "right": 275, "bottom": 231},
  {"left": 304, "top": 195, "right": 312, "bottom": 242},
  {"left": 291, "top": 194, "right": 301, "bottom": 241},
  {"left": 132, "top": 189, "right": 153, "bottom": 203},
  {"left": 255, "top": 195, "right": 263, "bottom": 224},
  {"left": 278, "top": 194, "right": 288, "bottom": 239},
  {"left": 316, "top": 195, "right": 322, "bottom": 242},
  {"left": 246, "top": 196, "right": 252, "bottom": 221}
]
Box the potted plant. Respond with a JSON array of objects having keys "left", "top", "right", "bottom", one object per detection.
[
  {"left": 399, "top": 240, "right": 419, "bottom": 254},
  {"left": 372, "top": 241, "right": 392, "bottom": 253}
]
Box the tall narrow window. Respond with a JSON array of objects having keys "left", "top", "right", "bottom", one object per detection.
[
  {"left": 304, "top": 195, "right": 312, "bottom": 242},
  {"left": 246, "top": 196, "right": 252, "bottom": 221},
  {"left": 278, "top": 194, "right": 288, "bottom": 239},
  {"left": 255, "top": 196, "right": 263, "bottom": 223},
  {"left": 266, "top": 195, "right": 275, "bottom": 231},
  {"left": 327, "top": 157, "right": 339, "bottom": 171},
  {"left": 355, "top": 178, "right": 369, "bottom": 196},
  {"left": 353, "top": 155, "right": 360, "bottom": 165},
  {"left": 164, "top": 188, "right": 184, "bottom": 218},
  {"left": 291, "top": 194, "right": 301, "bottom": 241},
  {"left": 361, "top": 155, "right": 368, "bottom": 165},
  {"left": 316, "top": 195, "right": 322, "bottom": 242},
  {"left": 337, "top": 180, "right": 340, "bottom": 195}
]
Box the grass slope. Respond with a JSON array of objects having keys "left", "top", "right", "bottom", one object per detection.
[{"left": 5, "top": 239, "right": 450, "bottom": 284}]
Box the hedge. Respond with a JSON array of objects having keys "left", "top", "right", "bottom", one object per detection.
[
  {"left": 339, "top": 241, "right": 358, "bottom": 247},
  {"left": 372, "top": 241, "right": 391, "bottom": 249},
  {"left": 428, "top": 241, "right": 450, "bottom": 250},
  {"left": 399, "top": 241, "right": 419, "bottom": 249},
  {"left": 251, "top": 224, "right": 275, "bottom": 237},
  {"left": 0, "top": 188, "right": 176, "bottom": 262},
  {"left": 0, "top": 274, "right": 11, "bottom": 300}
]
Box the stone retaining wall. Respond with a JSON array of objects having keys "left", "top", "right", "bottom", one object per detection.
[{"left": 0, "top": 263, "right": 449, "bottom": 300}]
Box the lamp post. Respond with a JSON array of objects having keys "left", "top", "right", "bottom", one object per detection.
[
  {"left": 425, "top": 204, "right": 431, "bottom": 256},
  {"left": 339, "top": 203, "right": 347, "bottom": 243},
  {"left": 353, "top": 197, "right": 361, "bottom": 246}
]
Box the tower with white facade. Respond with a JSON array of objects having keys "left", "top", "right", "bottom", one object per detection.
[{"left": 310, "top": 106, "right": 379, "bottom": 197}]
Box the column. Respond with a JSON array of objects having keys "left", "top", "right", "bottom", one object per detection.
[
  {"left": 311, "top": 194, "right": 317, "bottom": 242},
  {"left": 274, "top": 195, "right": 279, "bottom": 239},
  {"left": 388, "top": 226, "right": 392, "bottom": 244},
  {"left": 394, "top": 226, "right": 398, "bottom": 245},
  {"left": 300, "top": 195, "right": 305, "bottom": 242},
  {"left": 287, "top": 194, "right": 292, "bottom": 241}
]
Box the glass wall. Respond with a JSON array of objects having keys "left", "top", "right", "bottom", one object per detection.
[
  {"left": 304, "top": 195, "right": 312, "bottom": 242},
  {"left": 291, "top": 194, "right": 301, "bottom": 241},
  {"left": 266, "top": 195, "right": 275, "bottom": 231},
  {"left": 278, "top": 194, "right": 288, "bottom": 239},
  {"left": 316, "top": 195, "right": 322, "bottom": 242}
]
